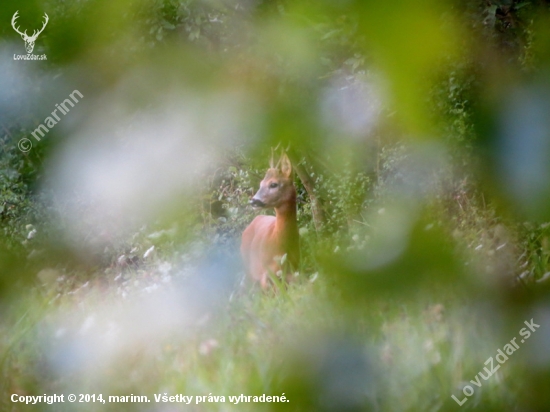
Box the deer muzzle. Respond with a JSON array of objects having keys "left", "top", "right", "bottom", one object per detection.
[{"left": 249, "top": 198, "right": 266, "bottom": 208}]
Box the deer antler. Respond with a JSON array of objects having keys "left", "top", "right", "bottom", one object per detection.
[
  {"left": 270, "top": 147, "right": 275, "bottom": 169},
  {"left": 11, "top": 11, "right": 28, "bottom": 38},
  {"left": 11, "top": 11, "right": 49, "bottom": 41},
  {"left": 30, "top": 13, "right": 49, "bottom": 40}
]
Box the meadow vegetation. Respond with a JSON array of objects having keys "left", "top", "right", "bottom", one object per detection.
[{"left": 1, "top": 0, "right": 550, "bottom": 411}]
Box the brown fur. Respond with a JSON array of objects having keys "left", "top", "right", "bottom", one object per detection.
[{"left": 241, "top": 153, "right": 300, "bottom": 288}]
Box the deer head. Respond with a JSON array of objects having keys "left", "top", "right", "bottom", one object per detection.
[
  {"left": 250, "top": 152, "right": 295, "bottom": 210},
  {"left": 11, "top": 11, "right": 49, "bottom": 54}
]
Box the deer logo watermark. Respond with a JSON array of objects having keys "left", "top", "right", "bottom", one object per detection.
[{"left": 11, "top": 10, "right": 48, "bottom": 54}]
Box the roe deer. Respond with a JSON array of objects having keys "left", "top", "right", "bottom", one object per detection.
[{"left": 241, "top": 152, "right": 299, "bottom": 288}]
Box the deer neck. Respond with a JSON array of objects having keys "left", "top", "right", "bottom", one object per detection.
[{"left": 274, "top": 194, "right": 298, "bottom": 240}]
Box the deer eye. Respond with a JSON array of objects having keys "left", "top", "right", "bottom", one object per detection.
[{"left": 269, "top": 182, "right": 278, "bottom": 188}]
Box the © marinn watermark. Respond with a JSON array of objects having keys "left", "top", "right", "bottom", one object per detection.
[
  {"left": 11, "top": 10, "right": 48, "bottom": 61},
  {"left": 18, "top": 90, "right": 84, "bottom": 153},
  {"left": 451, "top": 318, "right": 540, "bottom": 406}
]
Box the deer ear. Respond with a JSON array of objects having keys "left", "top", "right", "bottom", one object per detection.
[{"left": 279, "top": 153, "right": 292, "bottom": 178}]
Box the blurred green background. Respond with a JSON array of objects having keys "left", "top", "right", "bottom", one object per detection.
[{"left": 1, "top": 0, "right": 550, "bottom": 411}]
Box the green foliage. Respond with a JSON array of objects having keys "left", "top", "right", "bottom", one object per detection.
[
  {"left": 0, "top": 133, "right": 45, "bottom": 249},
  {"left": 519, "top": 221, "right": 550, "bottom": 282},
  {"left": 138, "top": 0, "right": 253, "bottom": 51},
  {"left": 200, "top": 150, "right": 260, "bottom": 244},
  {"left": 317, "top": 164, "right": 370, "bottom": 237},
  {"left": 2, "top": 0, "right": 550, "bottom": 410}
]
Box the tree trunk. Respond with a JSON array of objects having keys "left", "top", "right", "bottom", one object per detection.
[{"left": 293, "top": 160, "right": 326, "bottom": 233}]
